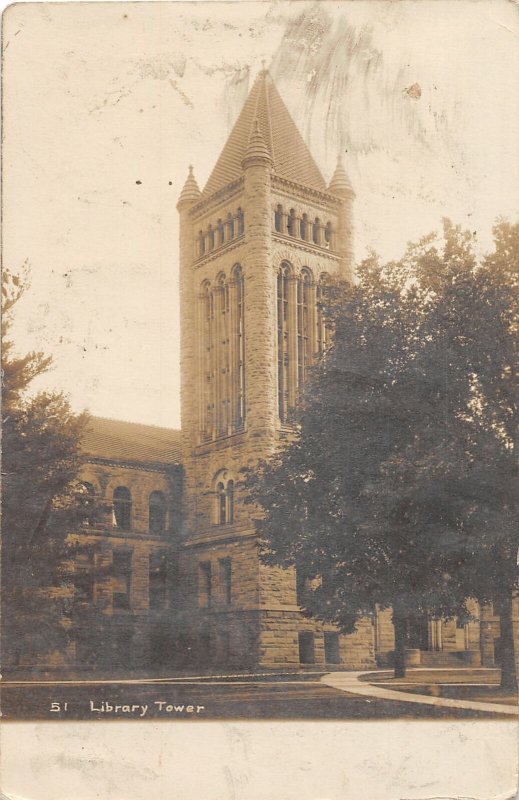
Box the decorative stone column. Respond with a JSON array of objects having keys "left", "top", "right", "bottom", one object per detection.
[
  {"left": 241, "top": 119, "right": 278, "bottom": 441},
  {"left": 177, "top": 165, "right": 201, "bottom": 533}
]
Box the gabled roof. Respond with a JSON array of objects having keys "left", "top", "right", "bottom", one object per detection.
[
  {"left": 201, "top": 70, "right": 327, "bottom": 198},
  {"left": 82, "top": 417, "right": 182, "bottom": 466}
]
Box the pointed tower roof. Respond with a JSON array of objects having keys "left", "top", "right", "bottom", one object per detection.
[
  {"left": 177, "top": 165, "right": 201, "bottom": 208},
  {"left": 329, "top": 155, "right": 355, "bottom": 196},
  {"left": 201, "top": 70, "right": 327, "bottom": 198}
]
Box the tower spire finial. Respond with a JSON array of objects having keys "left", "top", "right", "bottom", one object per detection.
[{"left": 177, "top": 163, "right": 201, "bottom": 208}]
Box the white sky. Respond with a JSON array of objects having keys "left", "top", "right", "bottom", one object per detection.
[{"left": 3, "top": 0, "right": 519, "bottom": 429}]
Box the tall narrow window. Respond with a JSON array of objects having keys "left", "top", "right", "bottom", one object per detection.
[
  {"left": 316, "top": 273, "right": 330, "bottom": 354},
  {"left": 149, "top": 491, "right": 167, "bottom": 534},
  {"left": 112, "top": 549, "right": 132, "bottom": 610},
  {"left": 324, "top": 221, "right": 333, "bottom": 249},
  {"left": 297, "top": 269, "right": 313, "bottom": 391},
  {"left": 227, "top": 212, "right": 235, "bottom": 240},
  {"left": 217, "top": 481, "right": 226, "bottom": 525},
  {"left": 287, "top": 209, "right": 296, "bottom": 237},
  {"left": 207, "top": 224, "right": 215, "bottom": 251},
  {"left": 201, "top": 269, "right": 245, "bottom": 442},
  {"left": 232, "top": 265, "right": 245, "bottom": 431},
  {"left": 219, "top": 558, "right": 232, "bottom": 605},
  {"left": 201, "top": 281, "right": 214, "bottom": 440},
  {"left": 237, "top": 208, "right": 244, "bottom": 235},
  {"left": 217, "top": 218, "right": 225, "bottom": 246},
  {"left": 300, "top": 213, "right": 308, "bottom": 240},
  {"left": 198, "top": 231, "right": 205, "bottom": 256},
  {"left": 149, "top": 552, "right": 168, "bottom": 610},
  {"left": 278, "top": 265, "right": 317, "bottom": 420},
  {"left": 113, "top": 487, "right": 131, "bottom": 530},
  {"left": 78, "top": 481, "right": 96, "bottom": 527},
  {"left": 324, "top": 632, "right": 340, "bottom": 664},
  {"left": 215, "top": 273, "right": 230, "bottom": 437},
  {"left": 277, "top": 264, "right": 291, "bottom": 422},
  {"left": 274, "top": 204, "right": 283, "bottom": 233},
  {"left": 312, "top": 217, "right": 320, "bottom": 245},
  {"left": 298, "top": 631, "right": 315, "bottom": 664},
  {"left": 214, "top": 471, "right": 235, "bottom": 525},
  {"left": 74, "top": 555, "right": 95, "bottom": 604},
  {"left": 199, "top": 561, "right": 212, "bottom": 608}
]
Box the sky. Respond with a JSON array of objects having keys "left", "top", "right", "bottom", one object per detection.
[{"left": 3, "top": 0, "right": 519, "bottom": 429}]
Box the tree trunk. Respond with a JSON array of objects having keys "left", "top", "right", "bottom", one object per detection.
[
  {"left": 497, "top": 592, "right": 518, "bottom": 693},
  {"left": 392, "top": 604, "right": 407, "bottom": 678}
]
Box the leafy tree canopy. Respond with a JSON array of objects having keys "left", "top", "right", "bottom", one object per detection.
[
  {"left": 2, "top": 268, "right": 106, "bottom": 669},
  {"left": 245, "top": 219, "right": 518, "bottom": 684}
]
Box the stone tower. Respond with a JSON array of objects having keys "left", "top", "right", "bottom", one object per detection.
[{"left": 176, "top": 70, "right": 374, "bottom": 670}]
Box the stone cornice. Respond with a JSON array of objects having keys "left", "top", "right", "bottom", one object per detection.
[
  {"left": 193, "top": 235, "right": 245, "bottom": 269},
  {"left": 272, "top": 232, "right": 340, "bottom": 262},
  {"left": 190, "top": 178, "right": 245, "bottom": 219},
  {"left": 272, "top": 175, "right": 341, "bottom": 208},
  {"left": 73, "top": 527, "right": 176, "bottom": 545},
  {"left": 85, "top": 457, "right": 181, "bottom": 475},
  {"left": 181, "top": 525, "right": 256, "bottom": 549}
]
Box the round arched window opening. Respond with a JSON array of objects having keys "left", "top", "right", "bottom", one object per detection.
[{"left": 113, "top": 486, "right": 132, "bottom": 530}]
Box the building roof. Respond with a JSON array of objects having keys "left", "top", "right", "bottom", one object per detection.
[
  {"left": 82, "top": 417, "right": 182, "bottom": 466},
  {"left": 201, "top": 70, "right": 327, "bottom": 199}
]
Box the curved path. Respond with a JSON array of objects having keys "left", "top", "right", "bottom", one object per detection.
[{"left": 321, "top": 670, "right": 518, "bottom": 716}]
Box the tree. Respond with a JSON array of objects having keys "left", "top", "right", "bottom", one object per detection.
[
  {"left": 245, "top": 220, "right": 518, "bottom": 685},
  {"left": 1, "top": 268, "right": 106, "bottom": 670}
]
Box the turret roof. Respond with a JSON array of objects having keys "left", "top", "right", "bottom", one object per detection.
[
  {"left": 177, "top": 165, "right": 201, "bottom": 206},
  {"left": 201, "top": 70, "right": 327, "bottom": 198},
  {"left": 329, "top": 156, "right": 355, "bottom": 196}
]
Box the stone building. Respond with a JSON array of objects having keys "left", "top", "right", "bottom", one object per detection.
[{"left": 73, "top": 70, "right": 502, "bottom": 673}]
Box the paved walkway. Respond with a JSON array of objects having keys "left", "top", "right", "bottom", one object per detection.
[{"left": 321, "top": 670, "right": 519, "bottom": 716}]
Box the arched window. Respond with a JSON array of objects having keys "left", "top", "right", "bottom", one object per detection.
[
  {"left": 300, "top": 213, "right": 309, "bottom": 241},
  {"left": 312, "top": 218, "right": 320, "bottom": 245},
  {"left": 113, "top": 486, "right": 131, "bottom": 530},
  {"left": 217, "top": 481, "right": 226, "bottom": 525},
  {"left": 278, "top": 264, "right": 319, "bottom": 420},
  {"left": 237, "top": 208, "right": 245, "bottom": 236},
  {"left": 217, "top": 218, "right": 225, "bottom": 246},
  {"left": 287, "top": 209, "right": 296, "bottom": 237},
  {"left": 297, "top": 269, "right": 313, "bottom": 389},
  {"left": 207, "top": 224, "right": 215, "bottom": 251},
  {"left": 78, "top": 481, "right": 96, "bottom": 527},
  {"left": 215, "top": 273, "right": 230, "bottom": 437},
  {"left": 201, "top": 281, "right": 214, "bottom": 440},
  {"left": 324, "top": 221, "right": 333, "bottom": 249},
  {"left": 149, "top": 491, "right": 167, "bottom": 534},
  {"left": 274, "top": 204, "right": 283, "bottom": 233},
  {"left": 316, "top": 273, "right": 330, "bottom": 354},
  {"left": 277, "top": 263, "right": 292, "bottom": 421},
  {"left": 232, "top": 265, "right": 245, "bottom": 431},
  {"left": 198, "top": 231, "right": 205, "bottom": 257},
  {"left": 214, "top": 471, "right": 235, "bottom": 526},
  {"left": 227, "top": 212, "right": 235, "bottom": 240},
  {"left": 200, "top": 269, "right": 245, "bottom": 442}
]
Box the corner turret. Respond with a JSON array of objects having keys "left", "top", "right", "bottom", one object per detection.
[{"left": 329, "top": 154, "right": 355, "bottom": 281}]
